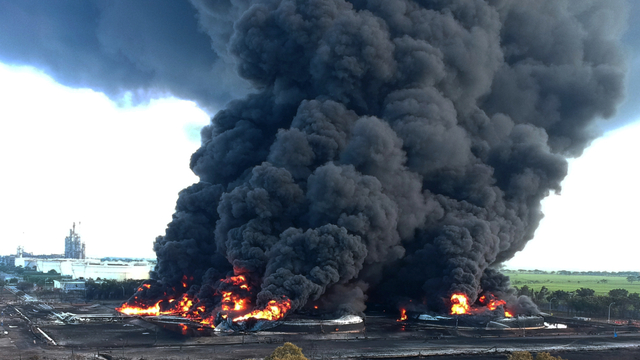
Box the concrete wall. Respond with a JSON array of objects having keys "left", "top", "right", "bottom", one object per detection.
[
  {"left": 15, "top": 258, "right": 152, "bottom": 280},
  {"left": 53, "top": 280, "right": 86, "bottom": 291}
]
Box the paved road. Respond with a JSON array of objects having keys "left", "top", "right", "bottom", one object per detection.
[{"left": 1, "top": 331, "right": 639, "bottom": 360}]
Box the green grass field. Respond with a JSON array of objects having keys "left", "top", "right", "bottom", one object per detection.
[{"left": 505, "top": 272, "right": 640, "bottom": 295}]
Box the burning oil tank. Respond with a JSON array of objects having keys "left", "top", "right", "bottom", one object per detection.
[
  {"left": 252, "top": 314, "right": 363, "bottom": 334},
  {"left": 214, "top": 313, "right": 364, "bottom": 333},
  {"left": 141, "top": 314, "right": 364, "bottom": 335},
  {"left": 486, "top": 316, "right": 545, "bottom": 329},
  {"left": 414, "top": 312, "right": 544, "bottom": 330}
]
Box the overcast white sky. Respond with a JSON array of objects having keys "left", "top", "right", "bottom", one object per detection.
[
  {"left": 0, "top": 59, "right": 638, "bottom": 271},
  {"left": 0, "top": 62, "right": 209, "bottom": 259},
  {"left": 504, "top": 121, "right": 640, "bottom": 271}
]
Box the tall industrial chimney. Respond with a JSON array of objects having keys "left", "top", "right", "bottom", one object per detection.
[{"left": 64, "top": 222, "right": 85, "bottom": 259}]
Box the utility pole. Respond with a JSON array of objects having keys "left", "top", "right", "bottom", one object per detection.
[{"left": 608, "top": 302, "right": 615, "bottom": 323}]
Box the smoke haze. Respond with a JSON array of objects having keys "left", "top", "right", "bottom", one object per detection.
[{"left": 1, "top": 0, "right": 627, "bottom": 316}]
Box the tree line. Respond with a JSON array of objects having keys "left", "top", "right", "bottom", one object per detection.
[
  {"left": 506, "top": 269, "right": 640, "bottom": 277},
  {"left": 84, "top": 279, "right": 143, "bottom": 300},
  {"left": 516, "top": 285, "right": 640, "bottom": 320}
]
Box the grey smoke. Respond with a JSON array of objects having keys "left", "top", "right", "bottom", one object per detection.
[
  {"left": 1, "top": 0, "right": 627, "bottom": 317},
  {"left": 0, "top": 0, "right": 251, "bottom": 111}
]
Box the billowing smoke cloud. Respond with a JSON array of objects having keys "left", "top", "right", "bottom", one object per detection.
[
  {"left": 2, "top": 0, "right": 626, "bottom": 317},
  {"left": 0, "top": 0, "right": 251, "bottom": 111},
  {"left": 166, "top": 0, "right": 627, "bottom": 316}
]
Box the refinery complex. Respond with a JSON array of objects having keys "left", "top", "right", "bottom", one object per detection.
[
  {"left": 2, "top": 224, "right": 640, "bottom": 359},
  {"left": 0, "top": 225, "right": 638, "bottom": 359},
  {"left": 1, "top": 0, "right": 640, "bottom": 357},
  {"left": 1, "top": 284, "right": 640, "bottom": 360},
  {"left": 3, "top": 223, "right": 153, "bottom": 281}
]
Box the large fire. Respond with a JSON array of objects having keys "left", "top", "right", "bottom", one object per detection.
[
  {"left": 450, "top": 293, "right": 470, "bottom": 315},
  {"left": 449, "top": 293, "right": 513, "bottom": 317},
  {"left": 233, "top": 298, "right": 292, "bottom": 322},
  {"left": 116, "top": 292, "right": 216, "bottom": 326},
  {"left": 117, "top": 300, "right": 161, "bottom": 316},
  {"left": 118, "top": 279, "right": 513, "bottom": 331},
  {"left": 116, "top": 274, "right": 292, "bottom": 330}
]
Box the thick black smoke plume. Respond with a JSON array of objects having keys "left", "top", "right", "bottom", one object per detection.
[
  {"left": 147, "top": 0, "right": 628, "bottom": 317},
  {"left": 0, "top": 0, "right": 251, "bottom": 111},
  {"left": 6, "top": 0, "right": 624, "bottom": 318}
]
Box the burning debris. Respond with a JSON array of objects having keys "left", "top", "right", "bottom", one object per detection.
[
  {"left": 396, "top": 292, "right": 514, "bottom": 327},
  {"left": 449, "top": 293, "right": 512, "bottom": 317},
  {"left": 397, "top": 309, "right": 408, "bottom": 322},
  {"left": 117, "top": 278, "right": 292, "bottom": 330},
  {"left": 116, "top": 0, "right": 626, "bottom": 330},
  {"left": 415, "top": 311, "right": 545, "bottom": 330}
]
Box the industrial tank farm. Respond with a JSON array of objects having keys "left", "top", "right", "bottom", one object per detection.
[{"left": 3, "top": 285, "right": 640, "bottom": 360}]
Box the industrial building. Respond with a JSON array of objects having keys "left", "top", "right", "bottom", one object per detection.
[
  {"left": 53, "top": 280, "right": 87, "bottom": 292},
  {"left": 8, "top": 223, "right": 153, "bottom": 281},
  {"left": 14, "top": 258, "right": 153, "bottom": 281},
  {"left": 64, "top": 223, "right": 85, "bottom": 259},
  {"left": 0, "top": 255, "right": 15, "bottom": 266}
]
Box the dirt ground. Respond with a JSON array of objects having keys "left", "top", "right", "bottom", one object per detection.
[
  {"left": 2, "top": 336, "right": 640, "bottom": 360},
  {"left": 2, "top": 287, "right": 640, "bottom": 360}
]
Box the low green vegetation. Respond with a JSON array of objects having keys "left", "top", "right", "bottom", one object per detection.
[
  {"left": 1, "top": 264, "right": 66, "bottom": 285},
  {"left": 85, "top": 279, "right": 147, "bottom": 300},
  {"left": 506, "top": 271, "right": 640, "bottom": 295},
  {"left": 505, "top": 270, "right": 640, "bottom": 320},
  {"left": 266, "top": 342, "right": 308, "bottom": 360}
]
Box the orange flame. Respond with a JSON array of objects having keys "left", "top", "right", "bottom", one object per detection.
[
  {"left": 223, "top": 275, "right": 249, "bottom": 289},
  {"left": 136, "top": 283, "right": 152, "bottom": 292},
  {"left": 177, "top": 294, "right": 193, "bottom": 313},
  {"left": 450, "top": 293, "right": 470, "bottom": 315},
  {"left": 116, "top": 301, "right": 162, "bottom": 316},
  {"left": 116, "top": 293, "right": 215, "bottom": 328},
  {"left": 479, "top": 294, "right": 507, "bottom": 311},
  {"left": 233, "top": 298, "right": 246, "bottom": 311},
  {"left": 449, "top": 293, "right": 515, "bottom": 318},
  {"left": 221, "top": 291, "right": 248, "bottom": 312},
  {"left": 116, "top": 274, "right": 294, "bottom": 330},
  {"left": 397, "top": 308, "right": 408, "bottom": 322},
  {"left": 233, "top": 298, "right": 292, "bottom": 322},
  {"left": 479, "top": 295, "right": 486, "bottom": 304},
  {"left": 181, "top": 275, "right": 191, "bottom": 288}
]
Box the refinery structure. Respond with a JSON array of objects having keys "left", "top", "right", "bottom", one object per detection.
[
  {"left": 64, "top": 222, "right": 85, "bottom": 259},
  {"left": 11, "top": 223, "right": 153, "bottom": 281}
]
